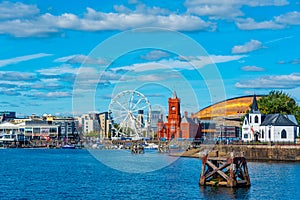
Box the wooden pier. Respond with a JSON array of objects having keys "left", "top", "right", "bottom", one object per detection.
[
  {"left": 130, "top": 141, "right": 145, "bottom": 154},
  {"left": 157, "top": 141, "right": 170, "bottom": 153},
  {"left": 199, "top": 151, "right": 251, "bottom": 188}
]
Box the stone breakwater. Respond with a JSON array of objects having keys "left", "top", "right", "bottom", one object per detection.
[
  {"left": 213, "top": 144, "right": 300, "bottom": 161},
  {"left": 177, "top": 144, "right": 300, "bottom": 161}
]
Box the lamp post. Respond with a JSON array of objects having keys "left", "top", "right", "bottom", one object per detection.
[{"left": 220, "top": 125, "right": 223, "bottom": 143}]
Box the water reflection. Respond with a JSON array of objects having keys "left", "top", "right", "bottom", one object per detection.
[{"left": 200, "top": 186, "right": 250, "bottom": 200}]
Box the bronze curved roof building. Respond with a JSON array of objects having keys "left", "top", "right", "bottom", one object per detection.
[{"left": 195, "top": 95, "right": 264, "bottom": 121}]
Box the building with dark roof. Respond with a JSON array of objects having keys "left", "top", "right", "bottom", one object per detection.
[
  {"left": 181, "top": 111, "right": 201, "bottom": 139},
  {"left": 242, "top": 95, "right": 299, "bottom": 142}
]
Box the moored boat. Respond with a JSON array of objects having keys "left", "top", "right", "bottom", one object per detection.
[{"left": 61, "top": 144, "right": 75, "bottom": 149}]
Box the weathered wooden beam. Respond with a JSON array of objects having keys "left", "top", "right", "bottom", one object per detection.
[
  {"left": 205, "top": 160, "right": 230, "bottom": 180},
  {"left": 199, "top": 152, "right": 251, "bottom": 188}
]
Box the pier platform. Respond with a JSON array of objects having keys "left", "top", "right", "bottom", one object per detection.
[{"left": 199, "top": 151, "right": 251, "bottom": 188}]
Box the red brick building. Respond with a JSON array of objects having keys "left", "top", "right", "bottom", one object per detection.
[
  {"left": 181, "top": 111, "right": 202, "bottom": 139},
  {"left": 157, "top": 91, "right": 201, "bottom": 140}
]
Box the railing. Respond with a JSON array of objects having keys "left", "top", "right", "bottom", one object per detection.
[{"left": 221, "top": 141, "right": 300, "bottom": 146}]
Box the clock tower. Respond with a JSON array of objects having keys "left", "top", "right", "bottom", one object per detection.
[{"left": 166, "top": 91, "right": 181, "bottom": 139}]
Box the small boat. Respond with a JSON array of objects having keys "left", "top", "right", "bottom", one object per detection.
[
  {"left": 61, "top": 144, "right": 75, "bottom": 149},
  {"left": 144, "top": 143, "right": 158, "bottom": 150}
]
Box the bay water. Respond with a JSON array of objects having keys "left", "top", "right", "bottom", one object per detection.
[{"left": 0, "top": 149, "right": 299, "bottom": 199}]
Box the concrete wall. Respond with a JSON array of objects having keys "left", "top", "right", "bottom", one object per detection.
[{"left": 213, "top": 144, "right": 300, "bottom": 161}]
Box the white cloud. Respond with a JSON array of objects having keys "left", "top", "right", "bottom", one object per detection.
[
  {"left": 207, "top": 54, "right": 247, "bottom": 63},
  {"left": 241, "top": 66, "right": 264, "bottom": 71},
  {"left": 141, "top": 50, "right": 170, "bottom": 60},
  {"left": 54, "top": 54, "right": 108, "bottom": 65},
  {"left": 232, "top": 39, "right": 263, "bottom": 54},
  {"left": 235, "top": 18, "right": 285, "bottom": 30},
  {"left": 235, "top": 11, "right": 300, "bottom": 31},
  {"left": 184, "top": 0, "right": 289, "bottom": 19},
  {"left": 114, "top": 4, "right": 171, "bottom": 15},
  {"left": 0, "top": 71, "right": 37, "bottom": 81},
  {"left": 275, "top": 11, "right": 300, "bottom": 25},
  {"left": 0, "top": 18, "right": 59, "bottom": 37},
  {"left": 136, "top": 74, "right": 167, "bottom": 82},
  {"left": 0, "top": 53, "right": 52, "bottom": 67},
  {"left": 235, "top": 73, "right": 300, "bottom": 89},
  {"left": 113, "top": 54, "right": 246, "bottom": 72},
  {"left": 37, "top": 64, "right": 78, "bottom": 75},
  {"left": 0, "top": 80, "right": 32, "bottom": 88},
  {"left": 0, "top": 6, "right": 215, "bottom": 37},
  {"left": 80, "top": 8, "right": 215, "bottom": 31},
  {"left": 185, "top": 1, "right": 243, "bottom": 19},
  {"left": 27, "top": 91, "right": 72, "bottom": 98},
  {"left": 0, "top": 1, "right": 39, "bottom": 19}
]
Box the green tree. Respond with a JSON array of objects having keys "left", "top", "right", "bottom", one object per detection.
[{"left": 257, "top": 91, "right": 300, "bottom": 123}]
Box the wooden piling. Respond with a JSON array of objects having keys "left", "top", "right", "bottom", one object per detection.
[
  {"left": 158, "top": 141, "right": 170, "bottom": 153},
  {"left": 130, "top": 141, "right": 144, "bottom": 154},
  {"left": 199, "top": 151, "right": 250, "bottom": 187}
]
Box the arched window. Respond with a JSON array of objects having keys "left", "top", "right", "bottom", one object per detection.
[
  {"left": 262, "top": 130, "right": 264, "bottom": 139},
  {"left": 281, "top": 129, "right": 287, "bottom": 139},
  {"left": 255, "top": 115, "right": 259, "bottom": 123}
]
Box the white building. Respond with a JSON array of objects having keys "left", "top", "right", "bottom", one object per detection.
[
  {"left": 242, "top": 95, "right": 299, "bottom": 143},
  {"left": 79, "top": 113, "right": 100, "bottom": 135},
  {"left": 99, "top": 112, "right": 111, "bottom": 139},
  {"left": 79, "top": 112, "right": 111, "bottom": 138}
]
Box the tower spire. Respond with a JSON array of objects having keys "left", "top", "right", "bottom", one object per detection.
[
  {"left": 250, "top": 94, "right": 260, "bottom": 114},
  {"left": 172, "top": 90, "right": 177, "bottom": 99}
]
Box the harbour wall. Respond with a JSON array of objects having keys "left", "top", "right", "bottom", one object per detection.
[{"left": 213, "top": 144, "right": 300, "bottom": 161}]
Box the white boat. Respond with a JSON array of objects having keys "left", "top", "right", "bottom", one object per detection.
[
  {"left": 61, "top": 144, "right": 75, "bottom": 149},
  {"left": 144, "top": 143, "right": 158, "bottom": 150},
  {"left": 0, "top": 134, "right": 15, "bottom": 142}
]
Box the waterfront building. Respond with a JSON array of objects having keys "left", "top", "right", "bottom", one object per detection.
[
  {"left": 150, "top": 110, "right": 161, "bottom": 133},
  {"left": 0, "top": 121, "right": 23, "bottom": 134},
  {"left": 79, "top": 113, "right": 101, "bottom": 135},
  {"left": 242, "top": 95, "right": 299, "bottom": 142},
  {"left": 193, "top": 96, "right": 264, "bottom": 140},
  {"left": 157, "top": 91, "right": 181, "bottom": 140},
  {"left": 195, "top": 95, "right": 264, "bottom": 123},
  {"left": 215, "top": 125, "right": 241, "bottom": 141},
  {"left": 78, "top": 112, "right": 111, "bottom": 138},
  {"left": 13, "top": 117, "right": 32, "bottom": 124},
  {"left": 0, "top": 113, "right": 79, "bottom": 142},
  {"left": 0, "top": 111, "right": 16, "bottom": 122},
  {"left": 24, "top": 120, "right": 59, "bottom": 140},
  {"left": 99, "top": 112, "right": 111, "bottom": 139},
  {"left": 180, "top": 111, "right": 201, "bottom": 139},
  {"left": 157, "top": 91, "right": 201, "bottom": 140}
]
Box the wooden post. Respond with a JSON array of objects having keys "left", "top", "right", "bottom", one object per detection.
[{"left": 199, "top": 151, "right": 251, "bottom": 188}]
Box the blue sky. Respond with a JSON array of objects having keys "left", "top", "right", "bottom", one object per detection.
[{"left": 0, "top": 0, "right": 299, "bottom": 117}]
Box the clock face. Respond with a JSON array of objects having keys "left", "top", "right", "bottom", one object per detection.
[{"left": 171, "top": 106, "right": 176, "bottom": 111}]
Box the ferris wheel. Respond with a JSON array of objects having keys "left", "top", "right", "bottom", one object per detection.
[{"left": 108, "top": 90, "right": 151, "bottom": 139}]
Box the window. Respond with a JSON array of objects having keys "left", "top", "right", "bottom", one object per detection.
[
  {"left": 281, "top": 129, "right": 287, "bottom": 139},
  {"left": 261, "top": 130, "right": 264, "bottom": 139},
  {"left": 244, "top": 134, "right": 248, "bottom": 139},
  {"left": 250, "top": 116, "right": 252, "bottom": 123},
  {"left": 268, "top": 129, "right": 271, "bottom": 139},
  {"left": 255, "top": 116, "right": 259, "bottom": 123}
]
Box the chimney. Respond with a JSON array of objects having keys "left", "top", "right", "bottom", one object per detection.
[{"left": 184, "top": 111, "right": 188, "bottom": 118}]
